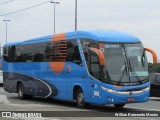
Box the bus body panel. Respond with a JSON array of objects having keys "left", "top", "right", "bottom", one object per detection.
[{"left": 3, "top": 60, "right": 88, "bottom": 100}]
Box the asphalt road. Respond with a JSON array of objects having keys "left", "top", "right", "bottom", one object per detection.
[{"left": 0, "top": 86, "right": 160, "bottom": 120}]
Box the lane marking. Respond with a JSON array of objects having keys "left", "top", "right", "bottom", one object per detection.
[
  {"left": 150, "top": 97, "right": 160, "bottom": 100},
  {"left": 134, "top": 117, "right": 159, "bottom": 120},
  {"left": 38, "top": 118, "right": 62, "bottom": 120},
  {"left": 125, "top": 106, "right": 160, "bottom": 111}
]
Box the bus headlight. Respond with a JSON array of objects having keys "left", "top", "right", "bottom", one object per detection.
[
  {"left": 143, "top": 86, "right": 150, "bottom": 92},
  {"left": 101, "top": 86, "right": 117, "bottom": 93}
]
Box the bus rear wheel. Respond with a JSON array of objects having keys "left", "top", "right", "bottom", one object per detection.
[
  {"left": 114, "top": 104, "right": 125, "bottom": 109},
  {"left": 17, "top": 83, "right": 32, "bottom": 100},
  {"left": 76, "top": 89, "right": 89, "bottom": 108}
]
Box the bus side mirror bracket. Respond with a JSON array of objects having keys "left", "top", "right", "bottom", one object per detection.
[
  {"left": 144, "top": 48, "right": 157, "bottom": 64},
  {"left": 89, "top": 47, "right": 105, "bottom": 82},
  {"left": 89, "top": 47, "right": 105, "bottom": 66}
]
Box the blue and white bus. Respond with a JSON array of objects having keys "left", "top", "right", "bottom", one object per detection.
[{"left": 2, "top": 30, "right": 151, "bottom": 108}]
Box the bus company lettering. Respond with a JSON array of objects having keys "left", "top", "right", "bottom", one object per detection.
[
  {"left": 44, "top": 65, "right": 71, "bottom": 74},
  {"left": 49, "top": 62, "right": 65, "bottom": 74}
]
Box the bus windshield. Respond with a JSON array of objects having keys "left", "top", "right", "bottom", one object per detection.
[{"left": 100, "top": 43, "right": 148, "bottom": 85}]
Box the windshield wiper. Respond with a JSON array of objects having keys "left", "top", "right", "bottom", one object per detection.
[
  {"left": 117, "top": 44, "right": 142, "bottom": 85},
  {"left": 104, "top": 69, "right": 112, "bottom": 81},
  {"left": 117, "top": 45, "right": 130, "bottom": 85},
  {"left": 128, "top": 59, "right": 142, "bottom": 84},
  {"left": 117, "top": 60, "right": 129, "bottom": 85}
]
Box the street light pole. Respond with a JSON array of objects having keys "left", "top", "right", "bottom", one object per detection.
[
  {"left": 75, "top": 0, "right": 77, "bottom": 31},
  {"left": 50, "top": 0, "right": 60, "bottom": 34},
  {"left": 3, "top": 20, "right": 10, "bottom": 43}
]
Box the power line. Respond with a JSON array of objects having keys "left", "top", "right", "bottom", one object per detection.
[
  {"left": 0, "top": 0, "right": 14, "bottom": 6},
  {"left": 0, "top": 1, "right": 50, "bottom": 17}
]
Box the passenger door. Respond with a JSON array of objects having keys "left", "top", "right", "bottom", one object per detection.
[{"left": 88, "top": 50, "right": 103, "bottom": 104}]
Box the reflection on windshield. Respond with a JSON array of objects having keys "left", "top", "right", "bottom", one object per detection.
[{"left": 100, "top": 43, "right": 148, "bottom": 85}]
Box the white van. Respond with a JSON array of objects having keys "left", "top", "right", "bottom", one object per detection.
[{"left": 0, "top": 70, "right": 3, "bottom": 86}]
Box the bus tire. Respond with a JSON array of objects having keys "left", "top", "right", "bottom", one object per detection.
[
  {"left": 17, "top": 83, "right": 32, "bottom": 100},
  {"left": 76, "top": 88, "right": 89, "bottom": 108},
  {"left": 114, "top": 104, "right": 125, "bottom": 109}
]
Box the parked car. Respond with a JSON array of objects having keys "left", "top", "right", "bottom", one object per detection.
[
  {"left": 0, "top": 70, "right": 3, "bottom": 86},
  {"left": 149, "top": 73, "right": 160, "bottom": 97}
]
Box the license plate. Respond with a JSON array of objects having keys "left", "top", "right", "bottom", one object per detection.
[{"left": 127, "top": 98, "right": 135, "bottom": 102}]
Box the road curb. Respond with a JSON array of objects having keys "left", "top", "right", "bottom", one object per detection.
[{"left": 0, "top": 95, "right": 10, "bottom": 104}]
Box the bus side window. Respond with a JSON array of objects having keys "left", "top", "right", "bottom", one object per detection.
[
  {"left": 15, "top": 43, "right": 47, "bottom": 62},
  {"left": 3, "top": 47, "right": 9, "bottom": 62},
  {"left": 80, "top": 39, "right": 98, "bottom": 66},
  {"left": 3, "top": 46, "right": 16, "bottom": 62},
  {"left": 9, "top": 46, "right": 16, "bottom": 62},
  {"left": 89, "top": 51, "right": 101, "bottom": 80},
  {"left": 67, "top": 40, "right": 82, "bottom": 66}
]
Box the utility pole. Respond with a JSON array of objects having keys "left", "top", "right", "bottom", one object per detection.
[
  {"left": 75, "top": 0, "right": 77, "bottom": 31},
  {"left": 50, "top": 0, "right": 60, "bottom": 34},
  {"left": 3, "top": 19, "right": 10, "bottom": 43}
]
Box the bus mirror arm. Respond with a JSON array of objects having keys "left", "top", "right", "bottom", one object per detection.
[
  {"left": 100, "top": 65, "right": 104, "bottom": 69},
  {"left": 144, "top": 48, "right": 157, "bottom": 64},
  {"left": 89, "top": 47, "right": 105, "bottom": 66}
]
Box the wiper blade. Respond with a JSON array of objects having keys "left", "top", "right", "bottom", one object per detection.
[
  {"left": 117, "top": 60, "right": 129, "bottom": 85},
  {"left": 105, "top": 69, "right": 111, "bottom": 81},
  {"left": 128, "top": 59, "right": 142, "bottom": 84}
]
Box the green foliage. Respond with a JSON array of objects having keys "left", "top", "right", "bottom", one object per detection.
[{"left": 148, "top": 63, "right": 160, "bottom": 73}]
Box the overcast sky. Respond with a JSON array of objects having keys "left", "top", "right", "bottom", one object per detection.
[{"left": 0, "top": 0, "right": 160, "bottom": 62}]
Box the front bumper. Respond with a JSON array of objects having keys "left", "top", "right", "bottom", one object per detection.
[{"left": 101, "top": 87, "right": 150, "bottom": 104}]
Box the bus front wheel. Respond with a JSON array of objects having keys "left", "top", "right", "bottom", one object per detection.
[
  {"left": 76, "top": 89, "right": 88, "bottom": 108},
  {"left": 114, "top": 104, "right": 125, "bottom": 109}
]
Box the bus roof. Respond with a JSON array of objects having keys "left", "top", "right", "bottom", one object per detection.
[
  {"left": 67, "top": 30, "right": 140, "bottom": 43},
  {"left": 4, "top": 30, "right": 140, "bottom": 46}
]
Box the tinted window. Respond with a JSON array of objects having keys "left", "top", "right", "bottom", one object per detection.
[
  {"left": 80, "top": 39, "right": 98, "bottom": 48},
  {"left": 16, "top": 42, "right": 47, "bottom": 62},
  {"left": 4, "top": 42, "right": 66, "bottom": 62},
  {"left": 90, "top": 51, "right": 101, "bottom": 80},
  {"left": 80, "top": 39, "right": 98, "bottom": 66},
  {"left": 67, "top": 40, "right": 82, "bottom": 65},
  {"left": 3, "top": 47, "right": 8, "bottom": 62},
  {"left": 45, "top": 41, "right": 67, "bottom": 62},
  {"left": 3, "top": 46, "right": 16, "bottom": 62},
  {"left": 4, "top": 40, "right": 82, "bottom": 65},
  {"left": 156, "top": 75, "right": 160, "bottom": 83}
]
